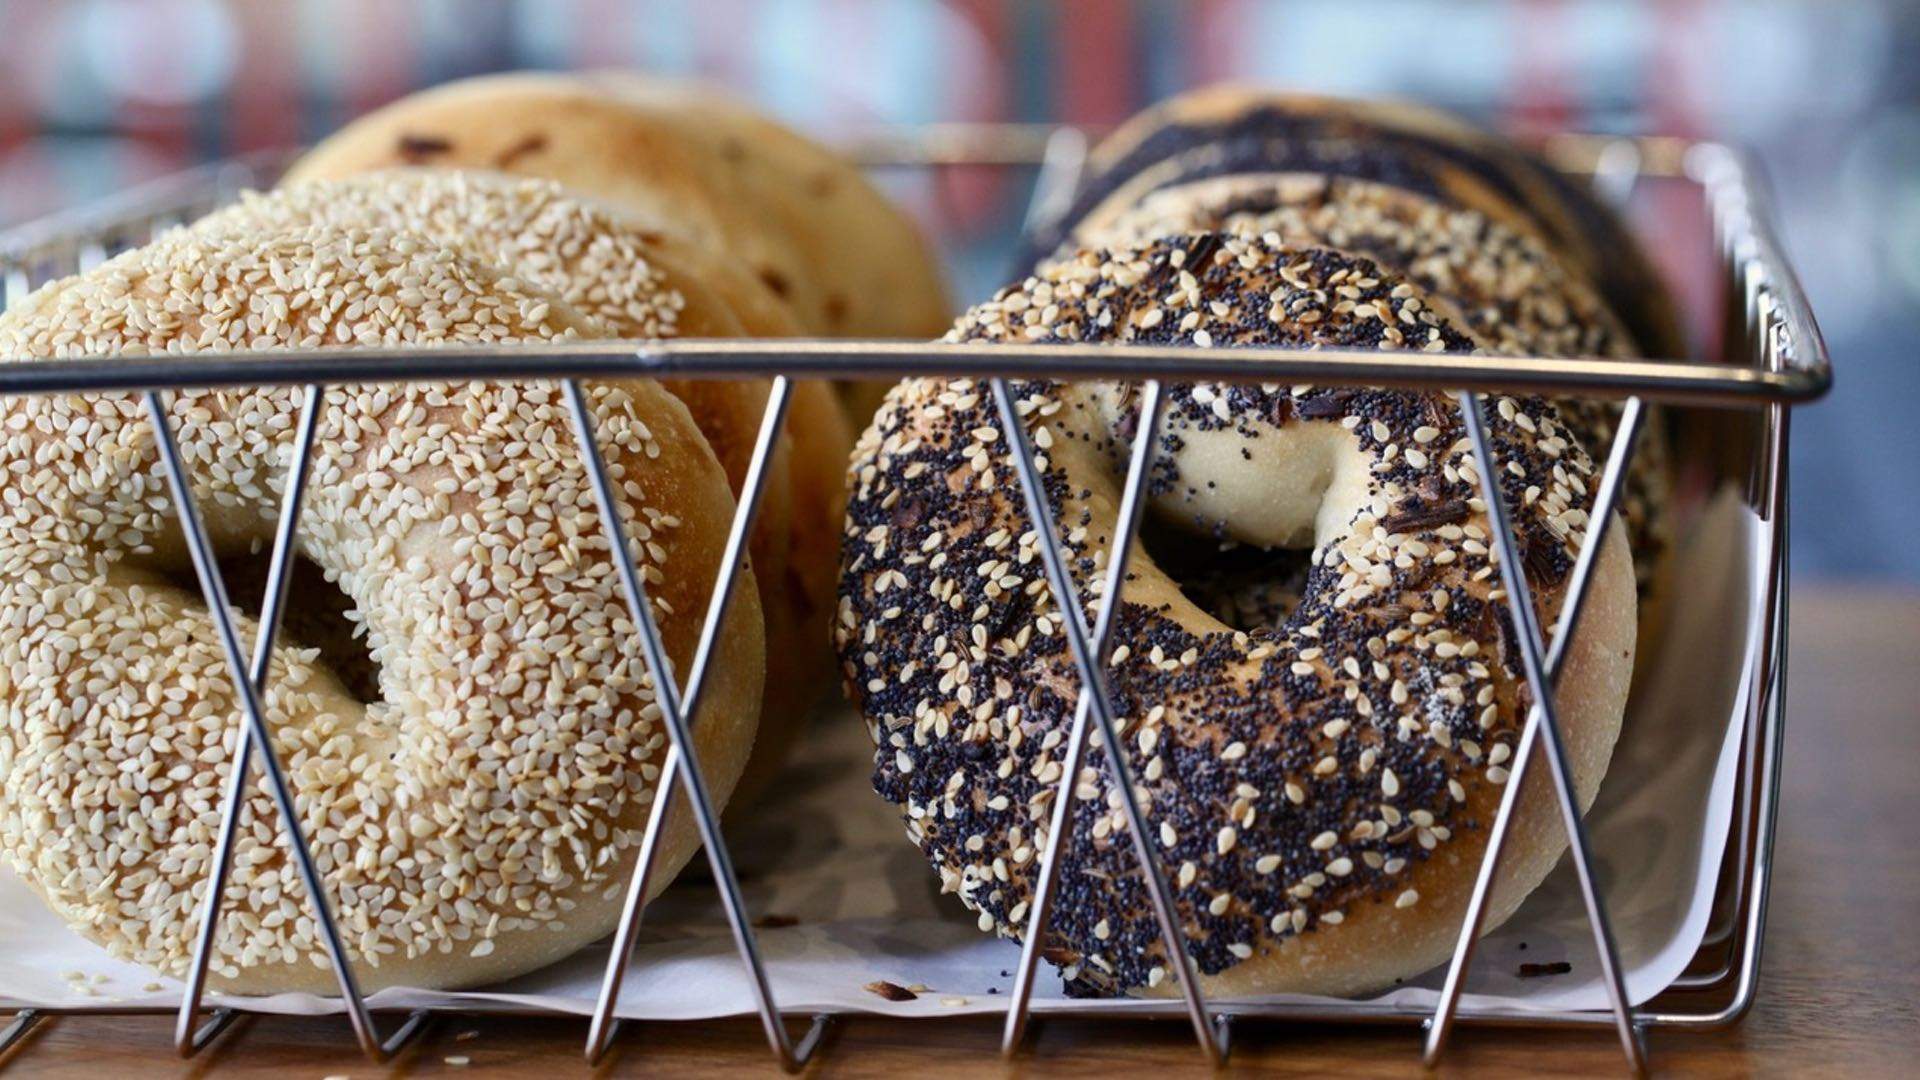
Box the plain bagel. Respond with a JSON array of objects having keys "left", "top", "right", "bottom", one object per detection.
[
  {"left": 283, "top": 70, "right": 950, "bottom": 341},
  {"left": 582, "top": 71, "right": 955, "bottom": 428}
]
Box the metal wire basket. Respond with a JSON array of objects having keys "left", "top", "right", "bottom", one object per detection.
[{"left": 0, "top": 123, "right": 1827, "bottom": 1074}]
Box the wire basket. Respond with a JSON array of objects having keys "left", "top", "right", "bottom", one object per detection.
[{"left": 0, "top": 124, "right": 1826, "bottom": 1074}]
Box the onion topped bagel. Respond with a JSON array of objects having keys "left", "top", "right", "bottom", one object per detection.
[
  {"left": 837, "top": 233, "right": 1634, "bottom": 997},
  {"left": 0, "top": 218, "right": 763, "bottom": 991}
]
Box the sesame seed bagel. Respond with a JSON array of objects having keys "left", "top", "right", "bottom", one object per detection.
[
  {"left": 528, "top": 205, "right": 858, "bottom": 734},
  {"left": 838, "top": 233, "right": 1634, "bottom": 998},
  {"left": 0, "top": 219, "right": 765, "bottom": 993},
  {"left": 285, "top": 76, "right": 872, "bottom": 749},
  {"left": 195, "top": 169, "right": 830, "bottom": 811},
  {"left": 515, "top": 201, "right": 857, "bottom": 798},
  {"left": 1028, "top": 85, "right": 1684, "bottom": 360},
  {"left": 1061, "top": 172, "right": 1674, "bottom": 609}
]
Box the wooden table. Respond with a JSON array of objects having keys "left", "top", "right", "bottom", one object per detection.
[{"left": 3, "top": 586, "right": 1915, "bottom": 1077}]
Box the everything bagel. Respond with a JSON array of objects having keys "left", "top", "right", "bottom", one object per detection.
[
  {"left": 1025, "top": 85, "right": 1684, "bottom": 361},
  {"left": 837, "top": 234, "right": 1635, "bottom": 997},
  {"left": 0, "top": 218, "right": 763, "bottom": 992},
  {"left": 1056, "top": 171, "right": 1673, "bottom": 605}
]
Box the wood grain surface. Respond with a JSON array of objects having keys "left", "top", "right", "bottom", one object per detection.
[{"left": 2, "top": 585, "right": 1915, "bottom": 1077}]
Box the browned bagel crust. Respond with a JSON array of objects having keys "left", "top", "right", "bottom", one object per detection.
[
  {"left": 837, "top": 234, "right": 1633, "bottom": 997},
  {"left": 583, "top": 71, "right": 952, "bottom": 342}
]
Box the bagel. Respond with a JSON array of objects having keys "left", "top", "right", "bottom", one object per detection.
[
  {"left": 285, "top": 74, "right": 875, "bottom": 756},
  {"left": 550, "top": 211, "right": 854, "bottom": 805},
  {"left": 1059, "top": 172, "right": 1673, "bottom": 607},
  {"left": 837, "top": 233, "right": 1634, "bottom": 997},
  {"left": 288, "top": 71, "right": 948, "bottom": 342},
  {"left": 585, "top": 71, "right": 952, "bottom": 341},
  {"left": 0, "top": 218, "right": 764, "bottom": 992},
  {"left": 283, "top": 73, "right": 821, "bottom": 329},
  {"left": 197, "top": 169, "right": 828, "bottom": 815},
  {"left": 1026, "top": 85, "right": 1684, "bottom": 360},
  {"left": 582, "top": 72, "right": 953, "bottom": 429},
  {"left": 537, "top": 206, "right": 857, "bottom": 734}
]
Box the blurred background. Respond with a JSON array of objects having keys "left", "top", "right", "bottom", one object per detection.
[{"left": 0, "top": 0, "right": 1909, "bottom": 580}]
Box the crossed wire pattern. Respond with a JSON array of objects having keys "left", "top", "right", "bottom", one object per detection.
[
  {"left": 146, "top": 385, "right": 426, "bottom": 1063},
  {"left": 144, "top": 369, "right": 1649, "bottom": 1070},
  {"left": 0, "top": 134, "right": 1821, "bottom": 1074},
  {"left": 975, "top": 371, "right": 1653, "bottom": 1067},
  {"left": 988, "top": 378, "right": 1232, "bottom": 1063},
  {"left": 983, "top": 129, "right": 1653, "bottom": 1069},
  {"left": 561, "top": 376, "right": 828, "bottom": 1071},
  {"left": 1418, "top": 397, "right": 1649, "bottom": 1064},
  {"left": 146, "top": 373, "right": 827, "bottom": 1070}
]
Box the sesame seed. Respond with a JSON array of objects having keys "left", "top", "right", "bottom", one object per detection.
[{"left": 0, "top": 190, "right": 723, "bottom": 987}]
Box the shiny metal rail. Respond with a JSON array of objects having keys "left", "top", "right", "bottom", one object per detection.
[
  {"left": 0, "top": 125, "right": 1819, "bottom": 1074},
  {"left": 0, "top": 137, "right": 1830, "bottom": 408},
  {"left": 0, "top": 338, "right": 1827, "bottom": 405}
]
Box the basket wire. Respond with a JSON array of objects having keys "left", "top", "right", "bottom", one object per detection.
[{"left": 0, "top": 124, "right": 1824, "bottom": 1075}]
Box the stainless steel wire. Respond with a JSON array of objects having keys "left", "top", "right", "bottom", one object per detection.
[
  {"left": 0, "top": 1009, "right": 42, "bottom": 1057},
  {"left": 0, "top": 128, "right": 1823, "bottom": 1070},
  {"left": 0, "top": 339, "right": 1827, "bottom": 406},
  {"left": 1673, "top": 178, "right": 1788, "bottom": 982},
  {"left": 174, "top": 383, "right": 324, "bottom": 1056},
  {"left": 989, "top": 378, "right": 1231, "bottom": 1065},
  {"left": 1423, "top": 132, "right": 1655, "bottom": 1069},
  {"left": 562, "top": 378, "right": 826, "bottom": 1072},
  {"left": 999, "top": 379, "right": 1167, "bottom": 1055},
  {"left": 1647, "top": 299, "right": 1796, "bottom": 1028},
  {"left": 1449, "top": 391, "right": 1646, "bottom": 1071},
  {"left": 1421, "top": 396, "right": 1648, "bottom": 1065},
  {"left": 142, "top": 390, "right": 427, "bottom": 1063}
]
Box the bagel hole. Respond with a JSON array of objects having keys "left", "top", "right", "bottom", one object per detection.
[
  {"left": 1136, "top": 516, "right": 1314, "bottom": 636},
  {"left": 212, "top": 550, "right": 384, "bottom": 705}
]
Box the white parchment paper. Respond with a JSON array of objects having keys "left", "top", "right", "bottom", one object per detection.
[{"left": 0, "top": 492, "right": 1757, "bottom": 1019}]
